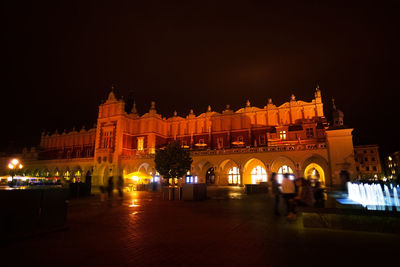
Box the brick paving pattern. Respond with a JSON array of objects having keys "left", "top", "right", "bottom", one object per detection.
[{"left": 2, "top": 187, "right": 398, "bottom": 266}]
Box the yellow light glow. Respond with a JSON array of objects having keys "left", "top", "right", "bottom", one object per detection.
[
  {"left": 19, "top": 164, "right": 23, "bottom": 169},
  {"left": 388, "top": 156, "right": 392, "bottom": 161},
  {"left": 8, "top": 163, "right": 14, "bottom": 169},
  {"left": 129, "top": 199, "right": 140, "bottom": 207},
  {"left": 11, "top": 159, "right": 19, "bottom": 165}
]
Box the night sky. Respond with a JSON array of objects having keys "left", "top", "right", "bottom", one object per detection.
[{"left": 3, "top": 1, "right": 400, "bottom": 156}]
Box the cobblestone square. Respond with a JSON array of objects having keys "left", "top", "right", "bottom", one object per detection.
[{"left": 2, "top": 188, "right": 398, "bottom": 266}]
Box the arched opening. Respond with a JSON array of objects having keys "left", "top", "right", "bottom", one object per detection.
[
  {"left": 206, "top": 167, "right": 215, "bottom": 184},
  {"left": 277, "top": 165, "right": 295, "bottom": 184},
  {"left": 73, "top": 170, "right": 82, "bottom": 183},
  {"left": 228, "top": 167, "right": 240, "bottom": 185},
  {"left": 278, "top": 165, "right": 293, "bottom": 174},
  {"left": 63, "top": 170, "right": 71, "bottom": 182},
  {"left": 304, "top": 163, "right": 325, "bottom": 186},
  {"left": 243, "top": 158, "right": 267, "bottom": 184},
  {"left": 251, "top": 166, "right": 267, "bottom": 184}
]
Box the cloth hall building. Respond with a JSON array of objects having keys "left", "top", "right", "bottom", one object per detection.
[{"left": 2, "top": 87, "right": 356, "bottom": 188}]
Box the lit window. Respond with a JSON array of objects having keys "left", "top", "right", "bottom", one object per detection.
[
  {"left": 228, "top": 167, "right": 240, "bottom": 185},
  {"left": 279, "top": 131, "right": 287, "bottom": 140},
  {"left": 251, "top": 166, "right": 267, "bottom": 184},
  {"left": 137, "top": 137, "right": 144, "bottom": 151},
  {"left": 278, "top": 165, "right": 293, "bottom": 174}
]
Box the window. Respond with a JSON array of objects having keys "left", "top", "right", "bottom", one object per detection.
[
  {"left": 278, "top": 165, "right": 293, "bottom": 174},
  {"left": 371, "top": 157, "right": 375, "bottom": 161},
  {"left": 102, "top": 130, "right": 114, "bottom": 148},
  {"left": 365, "top": 158, "right": 368, "bottom": 162},
  {"left": 137, "top": 137, "right": 144, "bottom": 151},
  {"left": 237, "top": 136, "right": 243, "bottom": 142},
  {"left": 251, "top": 166, "right": 267, "bottom": 184},
  {"left": 366, "top": 166, "right": 370, "bottom": 171},
  {"left": 228, "top": 167, "right": 240, "bottom": 185},
  {"left": 355, "top": 158, "right": 358, "bottom": 162},
  {"left": 370, "top": 150, "right": 374, "bottom": 153},
  {"left": 356, "top": 167, "right": 360, "bottom": 171},
  {"left": 306, "top": 128, "right": 314, "bottom": 138},
  {"left": 373, "top": 166, "right": 377, "bottom": 171},
  {"left": 279, "top": 131, "right": 287, "bottom": 140}
]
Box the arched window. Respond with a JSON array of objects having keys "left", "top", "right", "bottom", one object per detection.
[
  {"left": 277, "top": 165, "right": 294, "bottom": 184},
  {"left": 251, "top": 166, "right": 267, "bottom": 184},
  {"left": 228, "top": 167, "right": 240, "bottom": 185},
  {"left": 64, "top": 171, "right": 70, "bottom": 181},
  {"left": 278, "top": 165, "right": 293, "bottom": 174}
]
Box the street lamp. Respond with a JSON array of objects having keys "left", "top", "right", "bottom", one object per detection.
[{"left": 8, "top": 158, "right": 23, "bottom": 184}]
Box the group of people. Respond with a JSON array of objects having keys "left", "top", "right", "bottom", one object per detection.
[
  {"left": 271, "top": 173, "right": 325, "bottom": 219},
  {"left": 99, "top": 176, "right": 125, "bottom": 202}
]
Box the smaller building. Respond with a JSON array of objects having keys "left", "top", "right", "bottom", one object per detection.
[
  {"left": 384, "top": 151, "right": 400, "bottom": 181},
  {"left": 354, "top": 145, "right": 382, "bottom": 179}
]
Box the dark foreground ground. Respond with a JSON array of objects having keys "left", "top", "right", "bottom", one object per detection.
[{"left": 2, "top": 187, "right": 399, "bottom": 266}]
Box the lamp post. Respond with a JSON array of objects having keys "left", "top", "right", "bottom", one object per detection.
[{"left": 8, "top": 158, "right": 23, "bottom": 184}]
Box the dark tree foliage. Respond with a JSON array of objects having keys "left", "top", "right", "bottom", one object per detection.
[{"left": 155, "top": 141, "right": 193, "bottom": 181}]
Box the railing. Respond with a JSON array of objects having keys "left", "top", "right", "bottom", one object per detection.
[
  {"left": 191, "top": 143, "right": 327, "bottom": 156},
  {"left": 119, "top": 142, "right": 327, "bottom": 160}
]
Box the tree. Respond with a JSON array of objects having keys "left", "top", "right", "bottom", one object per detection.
[{"left": 155, "top": 141, "right": 193, "bottom": 184}]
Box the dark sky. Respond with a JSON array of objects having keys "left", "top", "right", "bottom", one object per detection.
[{"left": 3, "top": 1, "right": 400, "bottom": 156}]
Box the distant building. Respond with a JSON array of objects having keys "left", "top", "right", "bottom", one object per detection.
[
  {"left": 0, "top": 85, "right": 358, "bottom": 188},
  {"left": 385, "top": 151, "right": 400, "bottom": 180},
  {"left": 354, "top": 145, "right": 383, "bottom": 179}
]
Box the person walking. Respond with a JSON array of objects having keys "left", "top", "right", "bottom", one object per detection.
[
  {"left": 313, "top": 181, "right": 325, "bottom": 208},
  {"left": 107, "top": 176, "right": 114, "bottom": 199},
  {"left": 117, "top": 176, "right": 124, "bottom": 199},
  {"left": 270, "top": 173, "right": 280, "bottom": 216},
  {"left": 99, "top": 185, "right": 105, "bottom": 202},
  {"left": 281, "top": 173, "right": 296, "bottom": 219}
]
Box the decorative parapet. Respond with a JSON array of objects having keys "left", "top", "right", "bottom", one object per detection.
[
  {"left": 191, "top": 143, "right": 327, "bottom": 156},
  {"left": 119, "top": 142, "right": 327, "bottom": 160}
]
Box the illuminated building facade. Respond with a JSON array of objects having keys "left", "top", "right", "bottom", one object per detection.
[
  {"left": 385, "top": 151, "right": 400, "bottom": 180},
  {"left": 353, "top": 145, "right": 383, "bottom": 179},
  {"left": 1, "top": 86, "right": 357, "bottom": 188}
]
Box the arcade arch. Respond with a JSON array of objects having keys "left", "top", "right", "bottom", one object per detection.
[
  {"left": 218, "top": 159, "right": 240, "bottom": 186},
  {"left": 304, "top": 163, "right": 325, "bottom": 185},
  {"left": 243, "top": 158, "right": 267, "bottom": 184}
]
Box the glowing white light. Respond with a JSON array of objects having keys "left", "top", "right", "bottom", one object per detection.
[{"left": 11, "top": 159, "right": 19, "bottom": 165}]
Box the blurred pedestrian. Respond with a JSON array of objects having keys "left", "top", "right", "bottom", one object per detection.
[
  {"left": 107, "top": 176, "right": 114, "bottom": 199},
  {"left": 117, "top": 176, "right": 124, "bottom": 199},
  {"left": 293, "top": 178, "right": 315, "bottom": 207},
  {"left": 270, "top": 172, "right": 280, "bottom": 216},
  {"left": 313, "top": 181, "right": 325, "bottom": 208},
  {"left": 281, "top": 173, "right": 296, "bottom": 218},
  {"left": 99, "top": 185, "right": 105, "bottom": 202}
]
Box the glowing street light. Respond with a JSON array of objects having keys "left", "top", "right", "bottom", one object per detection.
[{"left": 8, "top": 158, "right": 23, "bottom": 183}]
